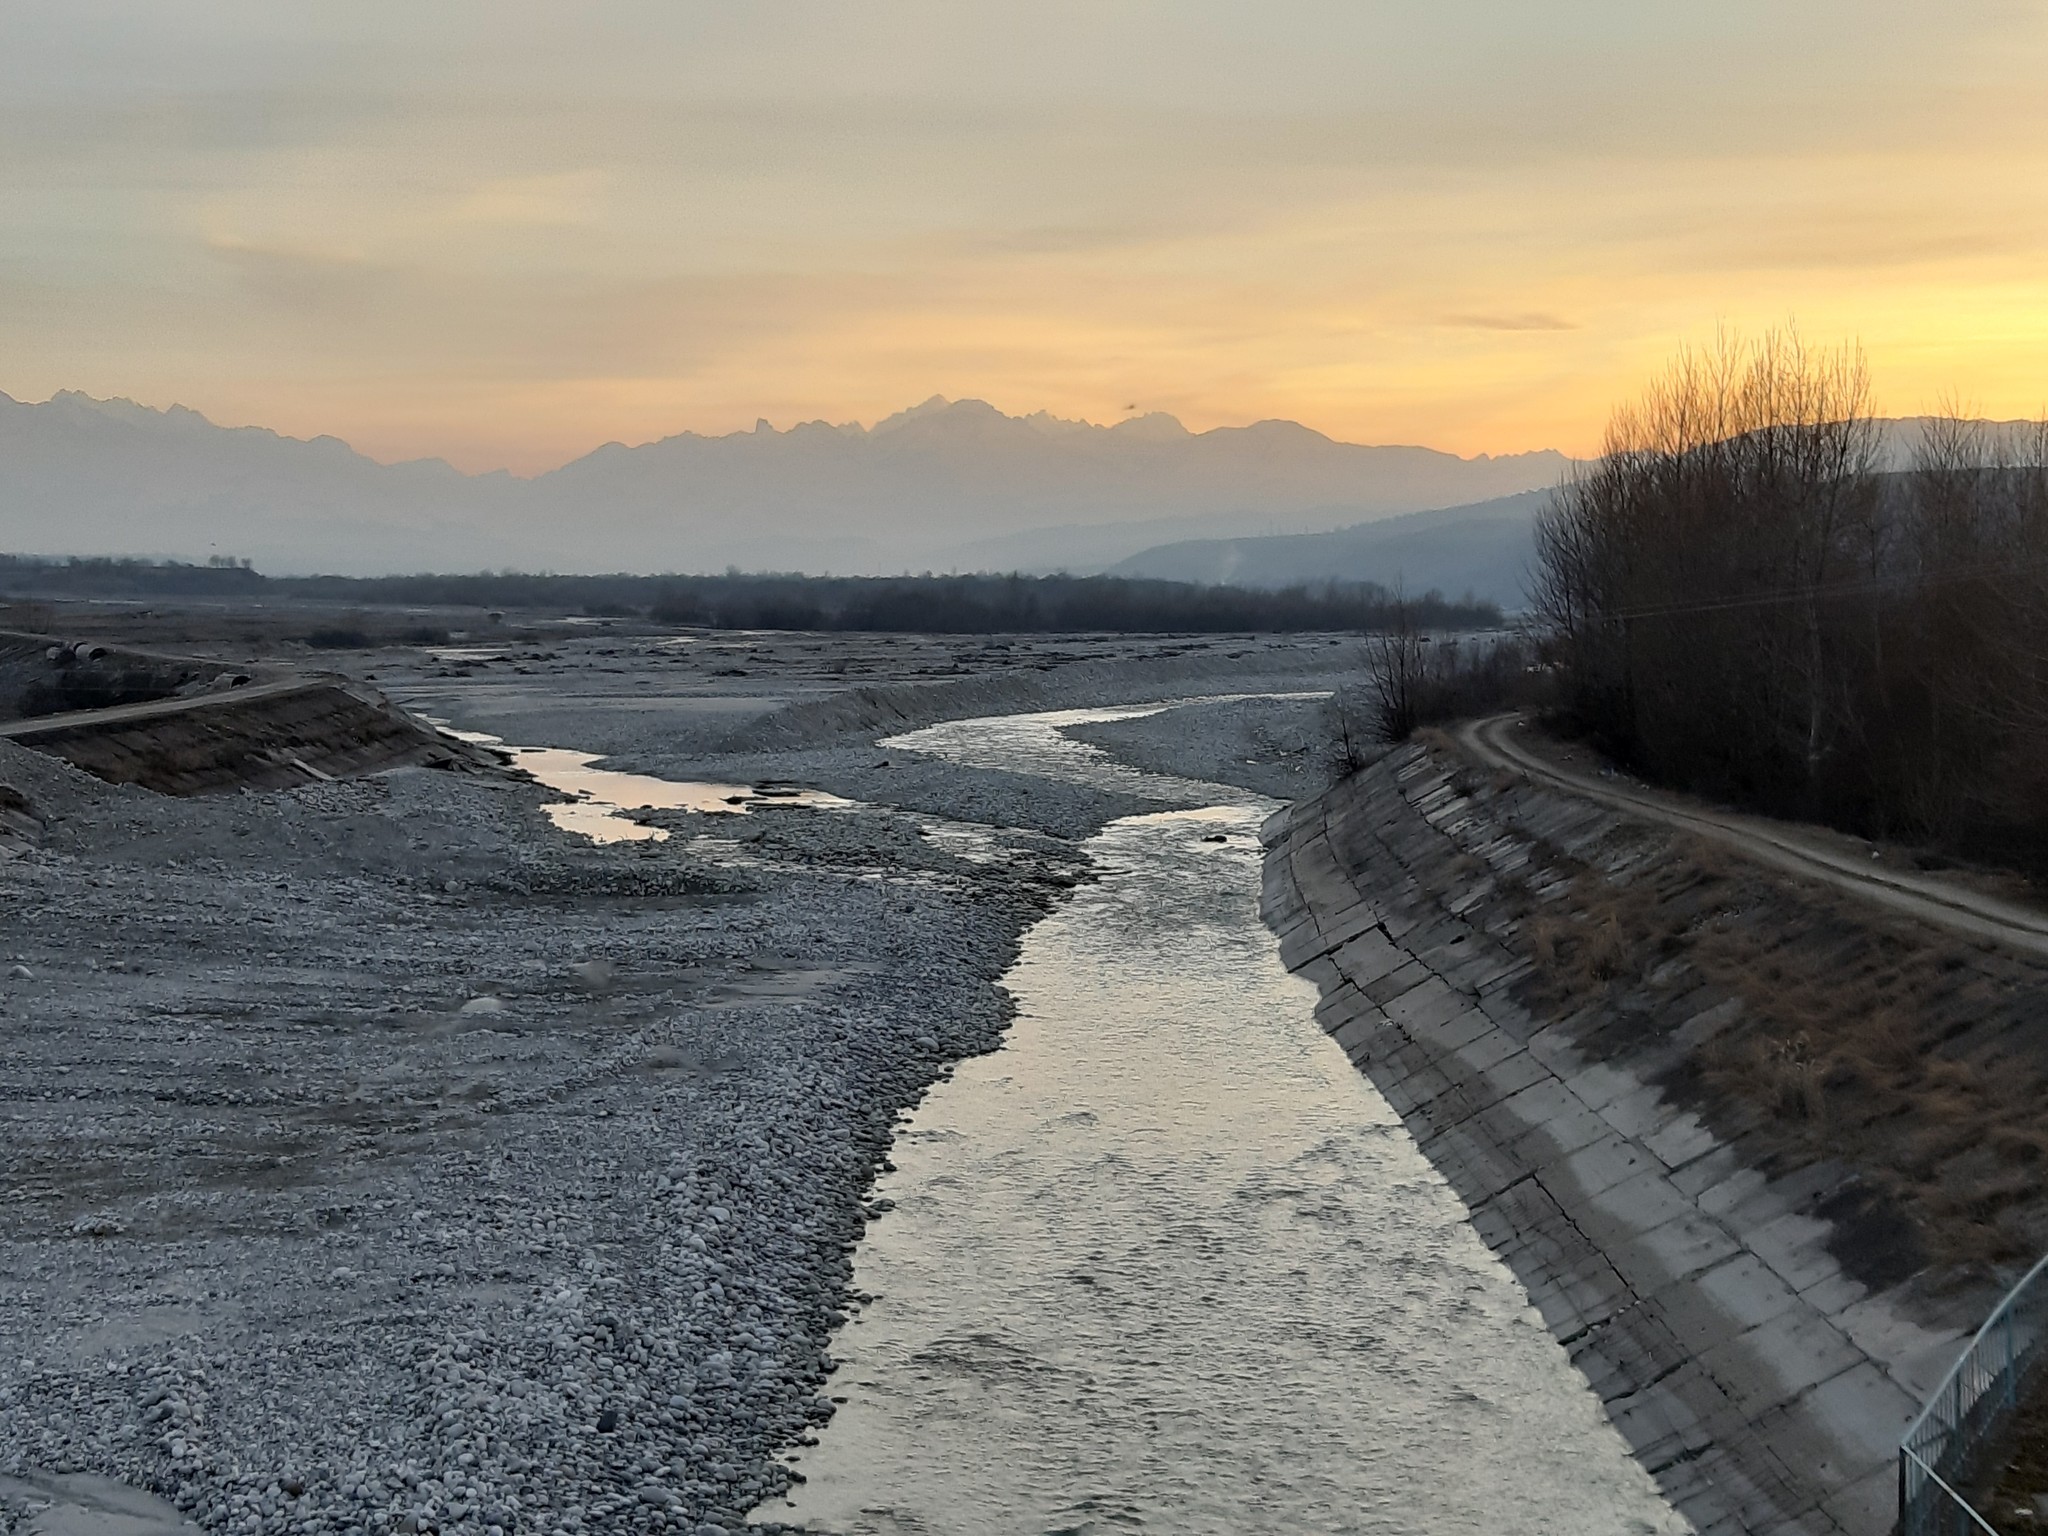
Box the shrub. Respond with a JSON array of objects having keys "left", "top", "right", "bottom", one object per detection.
[{"left": 305, "top": 627, "right": 373, "bottom": 650}]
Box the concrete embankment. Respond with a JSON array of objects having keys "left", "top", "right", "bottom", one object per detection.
[{"left": 1262, "top": 746, "right": 1976, "bottom": 1535}]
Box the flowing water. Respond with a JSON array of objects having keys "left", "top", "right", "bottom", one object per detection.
[{"left": 760, "top": 706, "right": 1690, "bottom": 1536}]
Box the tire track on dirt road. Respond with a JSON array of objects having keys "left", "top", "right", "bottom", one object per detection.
[{"left": 1458, "top": 712, "right": 2048, "bottom": 961}]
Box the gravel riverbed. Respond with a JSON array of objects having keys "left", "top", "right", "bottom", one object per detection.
[{"left": 0, "top": 636, "right": 1356, "bottom": 1536}]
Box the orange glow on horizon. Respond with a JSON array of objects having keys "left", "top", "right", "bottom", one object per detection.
[{"left": 5, "top": 5, "right": 2047, "bottom": 474}]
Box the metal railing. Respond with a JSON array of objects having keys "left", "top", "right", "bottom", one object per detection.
[{"left": 1901, "top": 1251, "right": 2048, "bottom": 1536}]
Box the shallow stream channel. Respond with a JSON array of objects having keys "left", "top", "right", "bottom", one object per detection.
[
  {"left": 753, "top": 706, "right": 1690, "bottom": 1536},
  {"left": 451, "top": 702, "right": 1689, "bottom": 1534}
]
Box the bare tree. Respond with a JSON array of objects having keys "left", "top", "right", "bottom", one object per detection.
[
  {"left": 1365, "top": 595, "right": 1429, "bottom": 744},
  {"left": 1530, "top": 330, "right": 2048, "bottom": 874}
]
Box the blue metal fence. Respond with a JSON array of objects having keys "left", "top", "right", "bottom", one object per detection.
[{"left": 1901, "top": 1251, "right": 2048, "bottom": 1536}]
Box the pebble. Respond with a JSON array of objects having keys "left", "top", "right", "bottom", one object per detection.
[
  {"left": 0, "top": 662, "right": 1337, "bottom": 1535},
  {"left": 0, "top": 729, "right": 1092, "bottom": 1534}
]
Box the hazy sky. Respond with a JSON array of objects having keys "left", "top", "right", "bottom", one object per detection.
[{"left": 5, "top": 2, "right": 2046, "bottom": 473}]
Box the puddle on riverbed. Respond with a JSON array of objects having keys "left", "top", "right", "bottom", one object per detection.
[
  {"left": 425, "top": 645, "right": 515, "bottom": 663},
  {"left": 430, "top": 724, "right": 1015, "bottom": 866},
  {"left": 434, "top": 726, "right": 852, "bottom": 843},
  {"left": 762, "top": 703, "right": 1688, "bottom": 1536}
]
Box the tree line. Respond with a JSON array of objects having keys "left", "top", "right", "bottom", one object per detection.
[
  {"left": 0, "top": 554, "right": 265, "bottom": 597},
  {"left": 638, "top": 572, "right": 1496, "bottom": 634},
  {"left": 1534, "top": 331, "right": 2048, "bottom": 874},
  {"left": 0, "top": 558, "right": 1501, "bottom": 637}
]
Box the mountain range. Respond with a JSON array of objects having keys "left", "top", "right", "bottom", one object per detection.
[{"left": 0, "top": 390, "right": 1569, "bottom": 577}]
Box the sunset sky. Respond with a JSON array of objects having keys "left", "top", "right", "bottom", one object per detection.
[{"left": 5, "top": 1, "right": 2047, "bottom": 474}]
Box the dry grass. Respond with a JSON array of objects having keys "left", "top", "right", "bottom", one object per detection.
[
  {"left": 1414, "top": 726, "right": 1459, "bottom": 754},
  {"left": 1979, "top": 1367, "right": 2048, "bottom": 1528},
  {"left": 1505, "top": 825, "right": 2048, "bottom": 1275}
]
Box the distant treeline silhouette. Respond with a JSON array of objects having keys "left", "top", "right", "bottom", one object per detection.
[
  {"left": 637, "top": 573, "right": 1497, "bottom": 633},
  {"left": 0, "top": 553, "right": 262, "bottom": 597},
  {"left": 0, "top": 558, "right": 1499, "bottom": 635},
  {"left": 1535, "top": 330, "right": 2048, "bottom": 874}
]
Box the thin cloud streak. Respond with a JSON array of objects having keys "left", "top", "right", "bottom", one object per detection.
[{"left": 1443, "top": 314, "right": 1579, "bottom": 333}]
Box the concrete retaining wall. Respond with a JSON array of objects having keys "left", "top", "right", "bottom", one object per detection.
[{"left": 1262, "top": 745, "right": 1969, "bottom": 1535}]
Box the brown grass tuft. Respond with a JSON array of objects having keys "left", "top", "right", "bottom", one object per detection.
[{"left": 1504, "top": 808, "right": 2048, "bottom": 1272}]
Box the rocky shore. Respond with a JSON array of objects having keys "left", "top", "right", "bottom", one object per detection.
[{"left": 0, "top": 636, "right": 1354, "bottom": 1536}]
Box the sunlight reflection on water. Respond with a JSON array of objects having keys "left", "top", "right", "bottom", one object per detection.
[
  {"left": 761, "top": 704, "right": 1689, "bottom": 1536},
  {"left": 433, "top": 725, "right": 851, "bottom": 842}
]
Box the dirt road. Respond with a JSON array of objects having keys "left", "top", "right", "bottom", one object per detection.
[
  {"left": 0, "top": 677, "right": 301, "bottom": 740},
  {"left": 1458, "top": 712, "right": 2048, "bottom": 961}
]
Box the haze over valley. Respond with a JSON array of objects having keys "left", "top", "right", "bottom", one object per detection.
[
  {"left": 0, "top": 389, "right": 1565, "bottom": 579},
  {"left": 10, "top": 391, "right": 2027, "bottom": 610}
]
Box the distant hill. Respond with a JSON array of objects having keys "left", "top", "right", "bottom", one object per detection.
[
  {"left": 0, "top": 391, "right": 1568, "bottom": 576},
  {"left": 1109, "top": 489, "right": 1554, "bottom": 608},
  {"left": 1105, "top": 415, "right": 2037, "bottom": 607},
  {"left": 0, "top": 391, "right": 524, "bottom": 575}
]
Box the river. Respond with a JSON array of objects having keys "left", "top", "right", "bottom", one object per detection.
[{"left": 758, "top": 705, "right": 1688, "bottom": 1535}]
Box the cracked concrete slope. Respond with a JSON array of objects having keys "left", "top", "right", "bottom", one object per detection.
[{"left": 1459, "top": 713, "right": 2048, "bottom": 962}]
